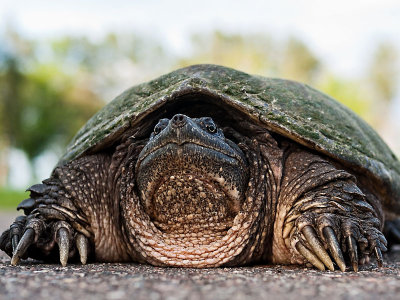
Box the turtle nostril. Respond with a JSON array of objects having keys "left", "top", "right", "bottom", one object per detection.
[{"left": 171, "top": 114, "right": 187, "bottom": 128}]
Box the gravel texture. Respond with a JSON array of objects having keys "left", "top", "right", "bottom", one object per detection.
[{"left": 1, "top": 212, "right": 399, "bottom": 300}]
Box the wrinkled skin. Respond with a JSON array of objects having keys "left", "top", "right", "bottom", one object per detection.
[{"left": 0, "top": 114, "right": 397, "bottom": 271}]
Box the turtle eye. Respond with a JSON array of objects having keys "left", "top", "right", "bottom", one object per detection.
[
  {"left": 206, "top": 123, "right": 217, "bottom": 134},
  {"left": 153, "top": 126, "right": 162, "bottom": 135},
  {"left": 199, "top": 117, "right": 218, "bottom": 134}
]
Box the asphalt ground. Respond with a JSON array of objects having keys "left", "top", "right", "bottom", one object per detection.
[{"left": 0, "top": 211, "right": 399, "bottom": 300}]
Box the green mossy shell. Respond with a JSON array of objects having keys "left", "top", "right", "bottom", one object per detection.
[{"left": 59, "top": 64, "right": 400, "bottom": 211}]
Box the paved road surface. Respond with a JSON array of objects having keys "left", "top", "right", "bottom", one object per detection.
[{"left": 0, "top": 211, "right": 399, "bottom": 300}]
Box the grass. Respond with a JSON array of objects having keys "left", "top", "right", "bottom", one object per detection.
[{"left": 0, "top": 188, "right": 29, "bottom": 210}]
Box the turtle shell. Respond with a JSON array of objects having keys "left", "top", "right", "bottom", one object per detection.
[{"left": 59, "top": 64, "right": 400, "bottom": 212}]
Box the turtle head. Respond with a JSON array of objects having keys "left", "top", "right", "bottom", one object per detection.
[{"left": 136, "top": 114, "right": 249, "bottom": 234}]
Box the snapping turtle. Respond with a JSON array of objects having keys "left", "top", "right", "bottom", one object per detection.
[{"left": 1, "top": 64, "right": 400, "bottom": 272}]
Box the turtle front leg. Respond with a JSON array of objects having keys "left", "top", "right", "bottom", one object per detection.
[
  {"left": 0, "top": 153, "right": 134, "bottom": 266},
  {"left": 273, "top": 150, "right": 387, "bottom": 272},
  {"left": 0, "top": 180, "right": 91, "bottom": 266}
]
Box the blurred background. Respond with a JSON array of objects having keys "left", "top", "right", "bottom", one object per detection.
[{"left": 0, "top": 0, "right": 399, "bottom": 209}]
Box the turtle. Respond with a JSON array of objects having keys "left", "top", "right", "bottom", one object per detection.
[{"left": 1, "top": 64, "right": 400, "bottom": 272}]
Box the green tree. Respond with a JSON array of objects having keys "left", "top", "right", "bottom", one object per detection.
[
  {"left": 0, "top": 56, "right": 24, "bottom": 147},
  {"left": 177, "top": 31, "right": 321, "bottom": 85},
  {"left": 0, "top": 56, "right": 24, "bottom": 186},
  {"left": 16, "top": 64, "right": 102, "bottom": 159},
  {"left": 279, "top": 37, "right": 320, "bottom": 84},
  {"left": 368, "top": 42, "right": 398, "bottom": 103},
  {"left": 0, "top": 31, "right": 103, "bottom": 186},
  {"left": 177, "top": 31, "right": 274, "bottom": 76},
  {"left": 317, "top": 74, "right": 373, "bottom": 122}
]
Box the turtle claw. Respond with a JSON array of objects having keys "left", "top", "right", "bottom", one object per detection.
[
  {"left": 289, "top": 211, "right": 386, "bottom": 272},
  {"left": 11, "top": 228, "right": 35, "bottom": 266},
  {"left": 56, "top": 227, "right": 70, "bottom": 267},
  {"left": 2, "top": 213, "right": 89, "bottom": 266},
  {"left": 295, "top": 241, "right": 325, "bottom": 271},
  {"left": 347, "top": 236, "right": 359, "bottom": 272},
  {"left": 9, "top": 215, "right": 27, "bottom": 255},
  {"left": 302, "top": 225, "right": 334, "bottom": 271},
  {"left": 76, "top": 234, "right": 88, "bottom": 265},
  {"left": 374, "top": 246, "right": 383, "bottom": 267},
  {"left": 323, "top": 226, "right": 346, "bottom": 272},
  {"left": 11, "top": 235, "right": 19, "bottom": 253}
]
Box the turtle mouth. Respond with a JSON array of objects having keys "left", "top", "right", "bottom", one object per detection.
[
  {"left": 136, "top": 137, "right": 247, "bottom": 172},
  {"left": 138, "top": 142, "right": 241, "bottom": 169}
]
